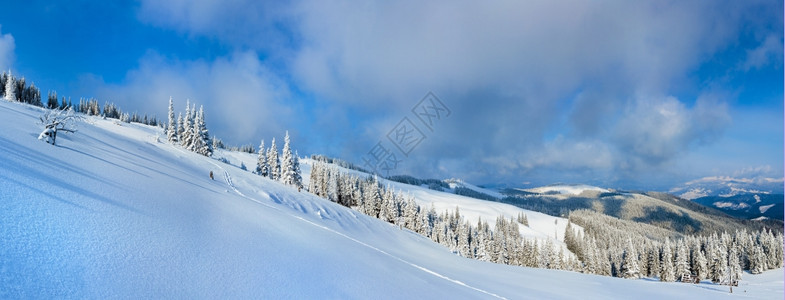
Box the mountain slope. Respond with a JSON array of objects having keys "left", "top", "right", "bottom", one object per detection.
[
  {"left": 1, "top": 101, "right": 781, "bottom": 299},
  {"left": 498, "top": 185, "right": 782, "bottom": 236}
]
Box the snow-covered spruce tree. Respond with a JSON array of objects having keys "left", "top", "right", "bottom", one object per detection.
[
  {"left": 694, "top": 248, "right": 708, "bottom": 280},
  {"left": 674, "top": 241, "right": 690, "bottom": 279},
  {"left": 379, "top": 188, "right": 394, "bottom": 223},
  {"left": 176, "top": 112, "right": 184, "bottom": 142},
  {"left": 728, "top": 243, "right": 742, "bottom": 282},
  {"left": 539, "top": 239, "right": 555, "bottom": 269},
  {"left": 194, "top": 106, "right": 212, "bottom": 156},
  {"left": 308, "top": 160, "right": 321, "bottom": 195},
  {"left": 291, "top": 151, "right": 303, "bottom": 191},
  {"left": 326, "top": 168, "right": 338, "bottom": 202},
  {"left": 660, "top": 239, "right": 676, "bottom": 282},
  {"left": 620, "top": 239, "right": 640, "bottom": 279},
  {"left": 166, "top": 97, "right": 176, "bottom": 143},
  {"left": 4, "top": 71, "right": 15, "bottom": 101},
  {"left": 761, "top": 229, "right": 783, "bottom": 269},
  {"left": 647, "top": 246, "right": 660, "bottom": 278},
  {"left": 710, "top": 240, "right": 728, "bottom": 283},
  {"left": 280, "top": 131, "right": 299, "bottom": 187},
  {"left": 458, "top": 222, "right": 471, "bottom": 258},
  {"left": 255, "top": 139, "right": 268, "bottom": 176},
  {"left": 180, "top": 100, "right": 193, "bottom": 148},
  {"left": 368, "top": 180, "right": 382, "bottom": 218},
  {"left": 46, "top": 90, "right": 58, "bottom": 109},
  {"left": 750, "top": 245, "right": 766, "bottom": 274},
  {"left": 267, "top": 138, "right": 279, "bottom": 180},
  {"left": 189, "top": 106, "right": 204, "bottom": 153}
]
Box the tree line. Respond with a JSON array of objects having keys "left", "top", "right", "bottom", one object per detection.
[
  {"left": 566, "top": 209, "right": 783, "bottom": 283},
  {"left": 308, "top": 160, "right": 784, "bottom": 284},
  {"left": 3, "top": 71, "right": 160, "bottom": 126},
  {"left": 251, "top": 131, "right": 303, "bottom": 190},
  {"left": 165, "top": 97, "right": 211, "bottom": 156},
  {"left": 307, "top": 160, "right": 580, "bottom": 271}
]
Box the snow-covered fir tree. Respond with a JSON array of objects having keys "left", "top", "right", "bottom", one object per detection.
[
  {"left": 280, "top": 132, "right": 293, "bottom": 184},
  {"left": 291, "top": 151, "right": 303, "bottom": 191},
  {"left": 710, "top": 238, "right": 728, "bottom": 283},
  {"left": 694, "top": 248, "right": 708, "bottom": 280},
  {"left": 181, "top": 100, "right": 193, "bottom": 148},
  {"left": 728, "top": 243, "right": 742, "bottom": 282},
  {"left": 750, "top": 245, "right": 766, "bottom": 274},
  {"left": 660, "top": 239, "right": 675, "bottom": 282},
  {"left": 674, "top": 241, "right": 690, "bottom": 279},
  {"left": 4, "top": 71, "right": 15, "bottom": 101},
  {"left": 267, "top": 138, "right": 280, "bottom": 180},
  {"left": 166, "top": 97, "right": 176, "bottom": 143},
  {"left": 646, "top": 246, "right": 660, "bottom": 278},
  {"left": 280, "top": 131, "right": 300, "bottom": 189},
  {"left": 176, "top": 112, "right": 184, "bottom": 142},
  {"left": 620, "top": 239, "right": 640, "bottom": 279},
  {"left": 188, "top": 105, "right": 203, "bottom": 153},
  {"left": 255, "top": 139, "right": 268, "bottom": 176},
  {"left": 192, "top": 106, "right": 212, "bottom": 156}
]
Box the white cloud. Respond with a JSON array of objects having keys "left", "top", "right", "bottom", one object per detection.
[
  {"left": 740, "top": 34, "right": 783, "bottom": 71},
  {"left": 0, "top": 26, "right": 15, "bottom": 71},
  {"left": 136, "top": 0, "right": 292, "bottom": 52},
  {"left": 613, "top": 94, "right": 730, "bottom": 166},
  {"left": 83, "top": 51, "right": 293, "bottom": 145}
]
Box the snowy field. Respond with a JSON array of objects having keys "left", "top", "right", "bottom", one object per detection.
[{"left": 1, "top": 101, "right": 783, "bottom": 299}]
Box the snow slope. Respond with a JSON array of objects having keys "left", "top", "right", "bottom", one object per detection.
[
  {"left": 223, "top": 153, "right": 574, "bottom": 244},
  {"left": 1, "top": 101, "right": 782, "bottom": 299},
  {"left": 444, "top": 178, "right": 507, "bottom": 199}
]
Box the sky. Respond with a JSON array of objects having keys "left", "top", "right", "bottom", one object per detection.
[{"left": 0, "top": 0, "right": 782, "bottom": 191}]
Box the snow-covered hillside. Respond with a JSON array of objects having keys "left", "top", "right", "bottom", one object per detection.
[
  {"left": 1, "top": 101, "right": 782, "bottom": 299},
  {"left": 523, "top": 184, "right": 610, "bottom": 196},
  {"left": 223, "top": 153, "right": 578, "bottom": 250}
]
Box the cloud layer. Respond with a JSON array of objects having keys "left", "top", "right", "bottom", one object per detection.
[
  {"left": 0, "top": 26, "right": 15, "bottom": 71},
  {"left": 114, "top": 0, "right": 785, "bottom": 187}
]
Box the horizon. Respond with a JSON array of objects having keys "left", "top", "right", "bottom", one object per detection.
[{"left": 0, "top": 1, "right": 782, "bottom": 191}]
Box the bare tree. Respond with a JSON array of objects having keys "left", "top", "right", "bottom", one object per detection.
[{"left": 38, "top": 107, "right": 82, "bottom": 145}]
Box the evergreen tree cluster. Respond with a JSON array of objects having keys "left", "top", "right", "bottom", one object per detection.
[
  {"left": 73, "top": 97, "right": 159, "bottom": 126},
  {"left": 253, "top": 132, "right": 303, "bottom": 191},
  {"left": 310, "top": 154, "right": 371, "bottom": 174},
  {"left": 165, "top": 98, "right": 212, "bottom": 157},
  {"left": 566, "top": 209, "right": 784, "bottom": 283},
  {"left": 4, "top": 70, "right": 160, "bottom": 127},
  {"left": 308, "top": 160, "right": 582, "bottom": 272},
  {"left": 2, "top": 70, "right": 42, "bottom": 106}
]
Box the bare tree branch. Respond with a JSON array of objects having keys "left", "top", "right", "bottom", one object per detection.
[{"left": 38, "top": 107, "right": 83, "bottom": 145}]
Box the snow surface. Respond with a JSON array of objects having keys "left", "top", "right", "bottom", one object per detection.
[
  {"left": 679, "top": 188, "right": 711, "bottom": 200},
  {"left": 759, "top": 204, "right": 775, "bottom": 214},
  {"left": 713, "top": 201, "right": 750, "bottom": 210},
  {"left": 523, "top": 184, "right": 610, "bottom": 196},
  {"left": 1, "top": 101, "right": 783, "bottom": 299},
  {"left": 444, "top": 178, "right": 506, "bottom": 199}
]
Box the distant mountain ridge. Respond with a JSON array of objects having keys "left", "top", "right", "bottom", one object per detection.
[
  {"left": 669, "top": 175, "right": 784, "bottom": 200},
  {"left": 693, "top": 193, "right": 784, "bottom": 221}
]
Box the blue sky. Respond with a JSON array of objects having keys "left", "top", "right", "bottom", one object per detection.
[{"left": 0, "top": 0, "right": 782, "bottom": 191}]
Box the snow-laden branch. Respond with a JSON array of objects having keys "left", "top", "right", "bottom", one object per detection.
[{"left": 38, "top": 107, "right": 83, "bottom": 145}]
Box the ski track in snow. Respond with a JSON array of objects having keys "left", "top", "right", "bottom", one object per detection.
[{"left": 200, "top": 150, "right": 507, "bottom": 300}]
